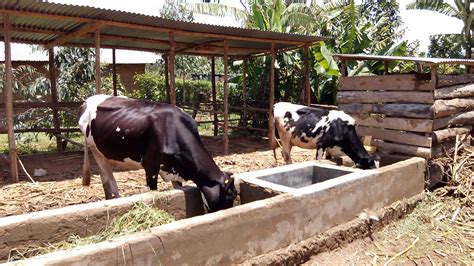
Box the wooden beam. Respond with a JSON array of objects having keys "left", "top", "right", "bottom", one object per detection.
[
  {"left": 433, "top": 111, "right": 474, "bottom": 130},
  {"left": 48, "top": 48, "right": 63, "bottom": 152},
  {"left": 356, "top": 126, "right": 432, "bottom": 148},
  {"left": 303, "top": 45, "right": 310, "bottom": 106},
  {"left": 338, "top": 74, "right": 434, "bottom": 91},
  {"left": 352, "top": 115, "right": 433, "bottom": 133},
  {"left": 95, "top": 29, "right": 101, "bottom": 94},
  {"left": 223, "top": 40, "right": 229, "bottom": 154},
  {"left": 169, "top": 32, "right": 176, "bottom": 105},
  {"left": 432, "top": 127, "right": 471, "bottom": 145},
  {"left": 339, "top": 103, "right": 433, "bottom": 119},
  {"left": 340, "top": 60, "right": 347, "bottom": 77},
  {"left": 337, "top": 91, "right": 434, "bottom": 104},
  {"left": 3, "top": 13, "right": 19, "bottom": 182},
  {"left": 112, "top": 48, "right": 117, "bottom": 96},
  {"left": 164, "top": 56, "right": 170, "bottom": 103},
  {"left": 371, "top": 139, "right": 431, "bottom": 159},
  {"left": 383, "top": 61, "right": 389, "bottom": 75},
  {"left": 242, "top": 58, "right": 248, "bottom": 128},
  {"left": 45, "top": 21, "right": 103, "bottom": 49},
  {"left": 211, "top": 57, "right": 218, "bottom": 136},
  {"left": 268, "top": 42, "right": 276, "bottom": 148},
  {"left": 432, "top": 98, "right": 474, "bottom": 118},
  {"left": 434, "top": 83, "right": 474, "bottom": 99}
]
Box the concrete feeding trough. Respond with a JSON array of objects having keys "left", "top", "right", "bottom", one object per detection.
[
  {"left": 4, "top": 156, "right": 426, "bottom": 265},
  {"left": 239, "top": 162, "right": 356, "bottom": 204}
]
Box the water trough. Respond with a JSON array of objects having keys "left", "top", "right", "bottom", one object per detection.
[{"left": 3, "top": 156, "right": 425, "bottom": 265}]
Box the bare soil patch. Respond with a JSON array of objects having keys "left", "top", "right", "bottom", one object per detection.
[{"left": 0, "top": 136, "right": 315, "bottom": 217}]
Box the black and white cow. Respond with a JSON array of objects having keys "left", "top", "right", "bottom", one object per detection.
[
  {"left": 273, "top": 102, "right": 379, "bottom": 169},
  {"left": 79, "top": 95, "right": 237, "bottom": 212}
]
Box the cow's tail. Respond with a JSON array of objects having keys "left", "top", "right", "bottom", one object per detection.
[{"left": 82, "top": 136, "right": 91, "bottom": 186}]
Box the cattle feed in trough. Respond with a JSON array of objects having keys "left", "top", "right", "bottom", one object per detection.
[
  {"left": 78, "top": 95, "right": 237, "bottom": 212},
  {"left": 273, "top": 102, "right": 379, "bottom": 169}
]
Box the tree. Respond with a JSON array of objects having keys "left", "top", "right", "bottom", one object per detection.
[{"left": 406, "top": 0, "right": 473, "bottom": 60}]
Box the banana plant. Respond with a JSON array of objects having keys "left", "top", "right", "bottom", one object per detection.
[{"left": 407, "top": 0, "right": 474, "bottom": 59}]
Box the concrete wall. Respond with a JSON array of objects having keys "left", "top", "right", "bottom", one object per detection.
[
  {"left": 0, "top": 186, "right": 204, "bottom": 261},
  {"left": 10, "top": 157, "right": 426, "bottom": 265}
]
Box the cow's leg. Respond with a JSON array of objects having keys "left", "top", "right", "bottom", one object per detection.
[
  {"left": 281, "top": 139, "right": 293, "bottom": 164},
  {"left": 316, "top": 148, "right": 326, "bottom": 160},
  {"left": 142, "top": 157, "right": 159, "bottom": 191},
  {"left": 91, "top": 150, "right": 120, "bottom": 199}
]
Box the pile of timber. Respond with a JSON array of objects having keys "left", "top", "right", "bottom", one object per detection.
[{"left": 338, "top": 73, "right": 474, "bottom": 159}]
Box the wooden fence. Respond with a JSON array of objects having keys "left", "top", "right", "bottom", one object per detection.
[{"left": 338, "top": 73, "right": 474, "bottom": 159}]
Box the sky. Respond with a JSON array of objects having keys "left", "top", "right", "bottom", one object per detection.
[{"left": 0, "top": 0, "right": 464, "bottom": 62}]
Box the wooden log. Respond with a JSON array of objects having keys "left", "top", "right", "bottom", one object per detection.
[
  {"left": 432, "top": 126, "right": 472, "bottom": 145},
  {"left": 433, "top": 111, "right": 474, "bottom": 130},
  {"left": 432, "top": 98, "right": 474, "bottom": 118},
  {"left": 434, "top": 83, "right": 474, "bottom": 99},
  {"left": 431, "top": 136, "right": 465, "bottom": 158},
  {"left": 437, "top": 74, "right": 474, "bottom": 87},
  {"left": 0, "top": 101, "right": 82, "bottom": 109},
  {"left": 49, "top": 48, "right": 63, "bottom": 152},
  {"left": 356, "top": 126, "right": 432, "bottom": 148},
  {"left": 0, "top": 128, "right": 81, "bottom": 134},
  {"left": 338, "top": 74, "right": 434, "bottom": 91},
  {"left": 94, "top": 29, "right": 101, "bottom": 94},
  {"left": 371, "top": 139, "right": 431, "bottom": 159},
  {"left": 337, "top": 91, "right": 434, "bottom": 104},
  {"left": 223, "top": 39, "right": 229, "bottom": 154},
  {"left": 353, "top": 115, "right": 433, "bottom": 133},
  {"left": 268, "top": 42, "right": 276, "bottom": 149},
  {"left": 211, "top": 56, "right": 218, "bottom": 136},
  {"left": 340, "top": 103, "right": 432, "bottom": 119}
]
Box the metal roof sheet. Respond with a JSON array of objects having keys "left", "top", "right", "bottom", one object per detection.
[
  {"left": 333, "top": 54, "right": 474, "bottom": 66},
  {"left": 0, "top": 0, "right": 327, "bottom": 57}
]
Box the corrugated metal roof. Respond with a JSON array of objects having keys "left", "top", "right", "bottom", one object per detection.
[
  {"left": 0, "top": 0, "right": 327, "bottom": 57},
  {"left": 333, "top": 54, "right": 474, "bottom": 66}
]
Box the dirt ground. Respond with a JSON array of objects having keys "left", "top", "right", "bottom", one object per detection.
[
  {"left": 0, "top": 136, "right": 316, "bottom": 217},
  {"left": 1, "top": 136, "right": 471, "bottom": 264}
]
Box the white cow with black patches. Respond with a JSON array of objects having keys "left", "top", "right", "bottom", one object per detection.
[
  {"left": 78, "top": 95, "right": 237, "bottom": 212},
  {"left": 273, "top": 102, "right": 379, "bottom": 169}
]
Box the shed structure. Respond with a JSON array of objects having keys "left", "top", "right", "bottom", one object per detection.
[
  {"left": 0, "top": 0, "right": 325, "bottom": 182},
  {"left": 334, "top": 54, "right": 474, "bottom": 159}
]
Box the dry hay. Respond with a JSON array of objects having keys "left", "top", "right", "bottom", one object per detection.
[
  {"left": 0, "top": 137, "right": 316, "bottom": 218},
  {"left": 368, "top": 142, "right": 473, "bottom": 264},
  {"left": 8, "top": 201, "right": 176, "bottom": 261}
]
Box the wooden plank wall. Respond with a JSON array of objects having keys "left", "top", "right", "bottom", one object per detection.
[{"left": 338, "top": 73, "right": 473, "bottom": 159}]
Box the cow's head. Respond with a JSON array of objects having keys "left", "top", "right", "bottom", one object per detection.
[
  {"left": 317, "top": 111, "right": 380, "bottom": 170},
  {"left": 356, "top": 155, "right": 380, "bottom": 169},
  {"left": 201, "top": 171, "right": 237, "bottom": 212}
]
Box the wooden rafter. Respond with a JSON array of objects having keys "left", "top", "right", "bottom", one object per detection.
[{"left": 45, "top": 21, "right": 104, "bottom": 49}]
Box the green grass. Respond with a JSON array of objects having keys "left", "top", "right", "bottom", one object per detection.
[
  {"left": 8, "top": 202, "right": 176, "bottom": 261},
  {"left": 0, "top": 133, "right": 83, "bottom": 154}
]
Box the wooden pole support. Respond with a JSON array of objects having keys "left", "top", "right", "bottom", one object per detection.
[
  {"left": 3, "top": 13, "right": 19, "bottom": 182},
  {"left": 169, "top": 32, "right": 176, "bottom": 105},
  {"left": 48, "top": 48, "right": 63, "bottom": 152},
  {"left": 304, "top": 45, "right": 310, "bottom": 106},
  {"left": 242, "top": 58, "right": 248, "bottom": 128},
  {"left": 95, "top": 29, "right": 101, "bottom": 94},
  {"left": 268, "top": 42, "right": 276, "bottom": 148},
  {"left": 223, "top": 40, "right": 229, "bottom": 154},
  {"left": 211, "top": 56, "right": 218, "bottom": 136},
  {"left": 112, "top": 48, "right": 117, "bottom": 96}
]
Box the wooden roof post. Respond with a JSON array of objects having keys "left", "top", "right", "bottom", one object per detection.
[
  {"left": 164, "top": 55, "right": 170, "bottom": 103},
  {"left": 169, "top": 32, "right": 176, "bottom": 105},
  {"left": 340, "top": 60, "right": 348, "bottom": 77},
  {"left": 95, "top": 29, "right": 101, "bottom": 94},
  {"left": 242, "top": 58, "right": 248, "bottom": 128},
  {"left": 112, "top": 48, "right": 117, "bottom": 96},
  {"left": 48, "top": 48, "right": 63, "bottom": 152},
  {"left": 303, "top": 45, "right": 310, "bottom": 106},
  {"left": 384, "top": 61, "right": 389, "bottom": 75},
  {"left": 3, "top": 13, "right": 19, "bottom": 182},
  {"left": 268, "top": 42, "right": 276, "bottom": 149},
  {"left": 430, "top": 65, "right": 438, "bottom": 89},
  {"left": 211, "top": 56, "right": 218, "bottom": 136},
  {"left": 223, "top": 39, "right": 229, "bottom": 154}
]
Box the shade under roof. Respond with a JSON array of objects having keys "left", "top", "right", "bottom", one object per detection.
[{"left": 0, "top": 0, "right": 327, "bottom": 57}]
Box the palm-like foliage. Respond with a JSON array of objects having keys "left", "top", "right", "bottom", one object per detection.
[{"left": 406, "top": 0, "right": 473, "bottom": 59}]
